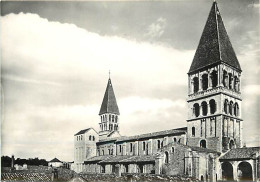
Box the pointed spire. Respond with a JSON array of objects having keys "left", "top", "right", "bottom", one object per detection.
[
  {"left": 99, "top": 78, "right": 120, "bottom": 115},
  {"left": 188, "top": 1, "right": 241, "bottom": 74}
]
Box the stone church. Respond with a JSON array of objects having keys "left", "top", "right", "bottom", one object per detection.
[{"left": 73, "top": 2, "right": 260, "bottom": 181}]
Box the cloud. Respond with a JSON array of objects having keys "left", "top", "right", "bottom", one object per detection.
[
  {"left": 1, "top": 13, "right": 193, "bottom": 161},
  {"left": 145, "top": 17, "right": 167, "bottom": 39}
]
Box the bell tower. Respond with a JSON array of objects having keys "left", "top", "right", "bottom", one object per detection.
[
  {"left": 186, "top": 2, "right": 242, "bottom": 152},
  {"left": 98, "top": 76, "right": 120, "bottom": 138}
]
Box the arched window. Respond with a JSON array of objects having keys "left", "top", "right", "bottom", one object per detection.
[
  {"left": 93, "top": 136, "right": 95, "bottom": 141},
  {"left": 211, "top": 70, "right": 218, "bottom": 88},
  {"left": 105, "top": 115, "right": 107, "bottom": 121},
  {"left": 172, "top": 147, "right": 175, "bottom": 153},
  {"left": 200, "top": 140, "right": 206, "bottom": 148},
  {"left": 130, "top": 143, "right": 133, "bottom": 152},
  {"left": 164, "top": 151, "right": 169, "bottom": 164},
  {"left": 161, "top": 141, "right": 164, "bottom": 148},
  {"left": 112, "top": 115, "right": 114, "bottom": 122},
  {"left": 194, "top": 103, "right": 200, "bottom": 117},
  {"left": 209, "top": 99, "right": 216, "bottom": 114},
  {"left": 224, "top": 99, "right": 229, "bottom": 114},
  {"left": 89, "top": 135, "right": 91, "bottom": 141},
  {"left": 229, "top": 139, "right": 235, "bottom": 149},
  {"left": 173, "top": 137, "right": 177, "bottom": 142},
  {"left": 202, "top": 101, "right": 208, "bottom": 116},
  {"left": 234, "top": 76, "right": 238, "bottom": 91},
  {"left": 223, "top": 70, "right": 228, "bottom": 88},
  {"left": 119, "top": 145, "right": 122, "bottom": 153},
  {"left": 228, "top": 73, "right": 233, "bottom": 89},
  {"left": 234, "top": 103, "right": 239, "bottom": 116},
  {"left": 157, "top": 140, "right": 160, "bottom": 149},
  {"left": 192, "top": 127, "right": 195, "bottom": 137},
  {"left": 102, "top": 150, "right": 105, "bottom": 155},
  {"left": 143, "top": 142, "right": 146, "bottom": 151},
  {"left": 115, "top": 116, "right": 118, "bottom": 123},
  {"left": 202, "top": 74, "right": 208, "bottom": 90},
  {"left": 193, "top": 77, "right": 199, "bottom": 93},
  {"left": 100, "top": 116, "right": 102, "bottom": 122},
  {"left": 229, "top": 101, "right": 233, "bottom": 115}
]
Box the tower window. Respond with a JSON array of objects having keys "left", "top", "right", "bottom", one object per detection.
[
  {"left": 234, "top": 103, "right": 239, "bottom": 116},
  {"left": 109, "top": 114, "right": 111, "bottom": 121},
  {"left": 192, "top": 127, "right": 195, "bottom": 137},
  {"left": 229, "top": 101, "right": 233, "bottom": 115},
  {"left": 211, "top": 70, "right": 218, "bottom": 88},
  {"left": 102, "top": 150, "right": 105, "bottom": 155},
  {"left": 228, "top": 73, "right": 233, "bottom": 89},
  {"left": 234, "top": 76, "right": 239, "bottom": 91},
  {"left": 143, "top": 142, "right": 146, "bottom": 151},
  {"left": 202, "top": 101, "right": 208, "bottom": 116},
  {"left": 130, "top": 143, "right": 133, "bottom": 152},
  {"left": 115, "top": 116, "right": 118, "bottom": 123},
  {"left": 202, "top": 74, "right": 208, "bottom": 90},
  {"left": 119, "top": 145, "right": 122, "bottom": 153},
  {"left": 200, "top": 140, "right": 206, "bottom": 148},
  {"left": 209, "top": 99, "right": 216, "bottom": 114},
  {"left": 223, "top": 70, "right": 228, "bottom": 88},
  {"left": 89, "top": 135, "right": 91, "bottom": 141},
  {"left": 224, "top": 99, "right": 228, "bottom": 114},
  {"left": 194, "top": 103, "right": 200, "bottom": 117},
  {"left": 112, "top": 115, "right": 114, "bottom": 122},
  {"left": 161, "top": 141, "right": 164, "bottom": 148},
  {"left": 193, "top": 77, "right": 199, "bottom": 93},
  {"left": 93, "top": 136, "right": 95, "bottom": 141}
]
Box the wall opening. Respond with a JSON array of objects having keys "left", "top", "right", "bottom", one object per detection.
[
  {"left": 237, "top": 162, "right": 253, "bottom": 181},
  {"left": 224, "top": 99, "right": 228, "bottom": 114},
  {"left": 223, "top": 70, "right": 228, "bottom": 88},
  {"left": 222, "top": 162, "right": 233, "bottom": 181},
  {"left": 229, "top": 139, "right": 235, "bottom": 149},
  {"left": 228, "top": 73, "right": 233, "bottom": 89},
  {"left": 211, "top": 70, "right": 218, "bottom": 87},
  {"left": 229, "top": 101, "right": 233, "bottom": 115},
  {"left": 200, "top": 140, "right": 206, "bottom": 148},
  {"left": 209, "top": 99, "right": 216, "bottom": 114},
  {"left": 194, "top": 103, "right": 200, "bottom": 117},
  {"left": 192, "top": 127, "right": 195, "bottom": 137},
  {"left": 164, "top": 151, "right": 169, "bottom": 164},
  {"left": 193, "top": 77, "right": 199, "bottom": 93},
  {"left": 202, "top": 101, "right": 208, "bottom": 116},
  {"left": 234, "top": 103, "right": 239, "bottom": 116},
  {"left": 202, "top": 74, "right": 208, "bottom": 90}
]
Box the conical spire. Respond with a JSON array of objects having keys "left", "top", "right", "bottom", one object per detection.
[
  {"left": 99, "top": 78, "right": 120, "bottom": 115},
  {"left": 188, "top": 2, "right": 241, "bottom": 74}
]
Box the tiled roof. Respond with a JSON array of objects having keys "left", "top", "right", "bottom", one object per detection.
[
  {"left": 99, "top": 78, "right": 120, "bottom": 115},
  {"left": 116, "top": 128, "right": 187, "bottom": 142},
  {"left": 97, "top": 127, "right": 187, "bottom": 144},
  {"left": 120, "top": 155, "right": 157, "bottom": 163},
  {"left": 220, "top": 147, "right": 260, "bottom": 160},
  {"left": 49, "top": 157, "right": 62, "bottom": 163},
  {"left": 84, "top": 155, "right": 113, "bottom": 163},
  {"left": 189, "top": 2, "right": 241, "bottom": 74},
  {"left": 99, "top": 155, "right": 130, "bottom": 163},
  {"left": 74, "top": 128, "right": 91, "bottom": 136},
  {"left": 1, "top": 173, "right": 51, "bottom": 181}
]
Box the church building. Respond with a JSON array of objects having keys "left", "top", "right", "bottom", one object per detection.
[{"left": 73, "top": 2, "right": 260, "bottom": 181}]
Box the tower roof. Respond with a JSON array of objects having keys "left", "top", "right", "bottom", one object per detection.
[
  {"left": 99, "top": 78, "right": 120, "bottom": 115},
  {"left": 188, "top": 2, "right": 241, "bottom": 74}
]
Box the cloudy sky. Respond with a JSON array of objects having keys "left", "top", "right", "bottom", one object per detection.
[{"left": 1, "top": 0, "right": 259, "bottom": 161}]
